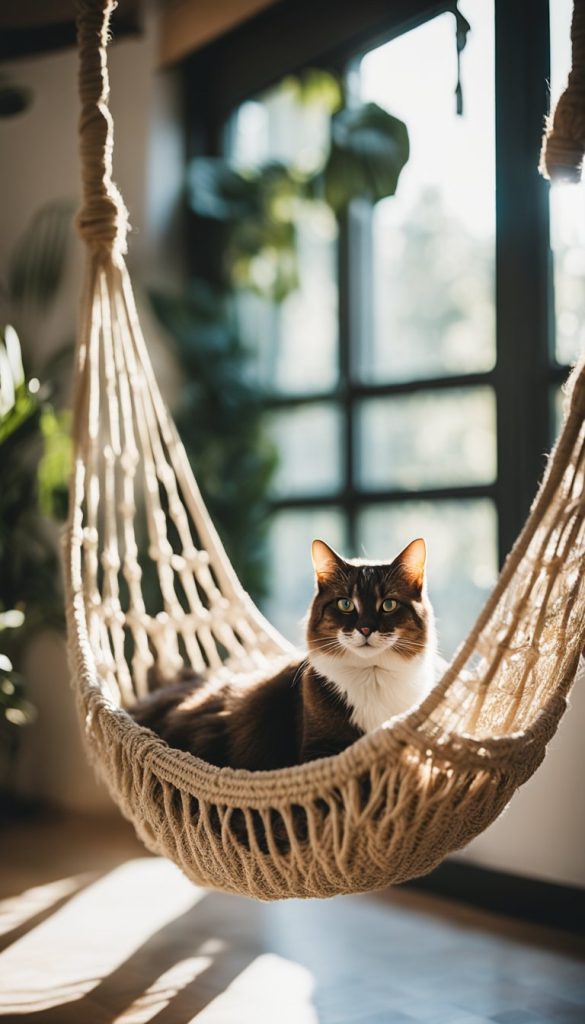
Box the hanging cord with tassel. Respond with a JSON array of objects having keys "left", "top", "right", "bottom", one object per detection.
[
  {"left": 540, "top": 0, "right": 585, "bottom": 182},
  {"left": 452, "top": 3, "right": 470, "bottom": 116},
  {"left": 75, "top": 0, "right": 130, "bottom": 259}
]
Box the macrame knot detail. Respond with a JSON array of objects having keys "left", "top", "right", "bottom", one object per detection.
[{"left": 76, "top": 186, "right": 129, "bottom": 257}]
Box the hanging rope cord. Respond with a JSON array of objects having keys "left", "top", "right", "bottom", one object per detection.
[
  {"left": 541, "top": 0, "right": 585, "bottom": 181},
  {"left": 64, "top": 0, "right": 585, "bottom": 900},
  {"left": 76, "top": 0, "right": 129, "bottom": 258}
]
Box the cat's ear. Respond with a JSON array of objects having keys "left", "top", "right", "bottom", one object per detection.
[
  {"left": 312, "top": 539, "right": 345, "bottom": 582},
  {"left": 396, "top": 538, "right": 426, "bottom": 591}
]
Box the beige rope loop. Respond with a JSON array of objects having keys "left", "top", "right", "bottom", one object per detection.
[
  {"left": 76, "top": 0, "right": 129, "bottom": 258},
  {"left": 540, "top": 0, "right": 585, "bottom": 182}
]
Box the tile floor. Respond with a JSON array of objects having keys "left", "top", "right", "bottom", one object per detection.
[{"left": 0, "top": 812, "right": 583, "bottom": 1023}]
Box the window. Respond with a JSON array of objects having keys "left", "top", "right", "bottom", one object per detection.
[{"left": 185, "top": 0, "right": 566, "bottom": 658}]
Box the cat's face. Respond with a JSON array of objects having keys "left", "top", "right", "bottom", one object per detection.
[{"left": 306, "top": 539, "right": 431, "bottom": 664}]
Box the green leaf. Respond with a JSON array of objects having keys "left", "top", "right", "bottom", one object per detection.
[
  {"left": 256, "top": 162, "right": 305, "bottom": 222},
  {"left": 8, "top": 201, "right": 74, "bottom": 311},
  {"left": 188, "top": 159, "right": 258, "bottom": 220},
  {"left": 4, "top": 326, "right": 24, "bottom": 389},
  {"left": 0, "top": 327, "right": 38, "bottom": 437},
  {"left": 323, "top": 102, "right": 409, "bottom": 211},
  {"left": 0, "top": 322, "right": 64, "bottom": 618},
  {"left": 287, "top": 69, "right": 343, "bottom": 113},
  {"left": 37, "top": 409, "right": 72, "bottom": 520}
]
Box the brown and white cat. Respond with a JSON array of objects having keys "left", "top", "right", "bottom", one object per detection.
[{"left": 129, "top": 537, "right": 439, "bottom": 770}]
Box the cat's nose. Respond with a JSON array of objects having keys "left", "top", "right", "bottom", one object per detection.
[{"left": 359, "top": 626, "right": 372, "bottom": 637}]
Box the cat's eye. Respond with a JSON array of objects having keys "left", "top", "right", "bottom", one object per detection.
[
  {"left": 337, "top": 598, "right": 355, "bottom": 613},
  {"left": 382, "top": 598, "right": 398, "bottom": 613}
]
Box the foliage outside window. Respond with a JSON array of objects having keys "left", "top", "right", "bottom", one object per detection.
[
  {"left": 152, "top": 70, "right": 409, "bottom": 602},
  {"left": 220, "top": 1, "right": 499, "bottom": 656}
]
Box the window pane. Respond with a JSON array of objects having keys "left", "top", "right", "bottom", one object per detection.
[
  {"left": 230, "top": 83, "right": 339, "bottom": 396},
  {"left": 356, "top": 387, "right": 496, "bottom": 491},
  {"left": 263, "top": 508, "right": 346, "bottom": 644},
  {"left": 267, "top": 403, "right": 342, "bottom": 498},
  {"left": 358, "top": 0, "right": 495, "bottom": 383},
  {"left": 231, "top": 89, "right": 332, "bottom": 173},
  {"left": 550, "top": 0, "right": 585, "bottom": 366},
  {"left": 552, "top": 385, "right": 566, "bottom": 441},
  {"left": 358, "top": 500, "right": 498, "bottom": 658}
]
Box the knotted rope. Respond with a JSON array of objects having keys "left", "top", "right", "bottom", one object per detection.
[
  {"left": 540, "top": 0, "right": 585, "bottom": 182},
  {"left": 76, "top": 0, "right": 129, "bottom": 258}
]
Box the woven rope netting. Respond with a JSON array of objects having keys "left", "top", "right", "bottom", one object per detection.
[{"left": 65, "top": 0, "right": 585, "bottom": 900}]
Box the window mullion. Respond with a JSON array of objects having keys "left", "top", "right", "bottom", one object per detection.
[
  {"left": 339, "top": 197, "right": 376, "bottom": 553},
  {"left": 494, "top": 0, "right": 551, "bottom": 565},
  {"left": 337, "top": 211, "right": 356, "bottom": 551}
]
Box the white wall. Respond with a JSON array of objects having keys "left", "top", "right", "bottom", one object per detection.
[
  {"left": 0, "top": 1, "right": 185, "bottom": 376},
  {"left": 16, "top": 630, "right": 113, "bottom": 814},
  {"left": 0, "top": 3, "right": 184, "bottom": 271}
]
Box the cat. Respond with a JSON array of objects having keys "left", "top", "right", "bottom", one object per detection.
[{"left": 129, "top": 537, "right": 439, "bottom": 770}]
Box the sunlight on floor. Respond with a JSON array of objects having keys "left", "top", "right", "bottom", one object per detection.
[
  {"left": 0, "top": 855, "right": 320, "bottom": 1024},
  {"left": 0, "top": 873, "right": 93, "bottom": 941},
  {"left": 193, "top": 954, "right": 317, "bottom": 1024},
  {"left": 0, "top": 859, "right": 205, "bottom": 1014},
  {"left": 115, "top": 954, "right": 214, "bottom": 1024}
]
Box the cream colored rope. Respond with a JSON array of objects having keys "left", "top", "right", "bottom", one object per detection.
[
  {"left": 540, "top": 0, "right": 585, "bottom": 181},
  {"left": 76, "top": 0, "right": 129, "bottom": 257},
  {"left": 64, "top": 0, "right": 585, "bottom": 900}
]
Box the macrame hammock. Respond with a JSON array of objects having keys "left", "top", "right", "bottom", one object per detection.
[{"left": 66, "top": 0, "right": 585, "bottom": 901}]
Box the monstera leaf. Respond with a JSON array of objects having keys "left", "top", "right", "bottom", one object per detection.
[
  {"left": 187, "top": 85, "right": 410, "bottom": 305},
  {"left": 188, "top": 159, "right": 259, "bottom": 220},
  {"left": 323, "top": 102, "right": 409, "bottom": 211}
]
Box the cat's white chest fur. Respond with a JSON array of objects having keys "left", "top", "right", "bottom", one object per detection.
[{"left": 309, "top": 643, "right": 439, "bottom": 733}]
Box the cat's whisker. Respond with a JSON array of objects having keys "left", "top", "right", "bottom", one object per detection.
[
  {"left": 308, "top": 640, "right": 344, "bottom": 656},
  {"left": 394, "top": 637, "right": 428, "bottom": 649},
  {"left": 394, "top": 640, "right": 429, "bottom": 656},
  {"left": 308, "top": 634, "right": 344, "bottom": 647}
]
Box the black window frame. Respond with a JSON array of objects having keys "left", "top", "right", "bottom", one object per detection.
[{"left": 182, "top": 0, "right": 566, "bottom": 570}]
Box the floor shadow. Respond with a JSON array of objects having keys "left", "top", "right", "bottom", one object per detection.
[
  {"left": 1, "top": 891, "right": 268, "bottom": 1024},
  {"left": 0, "top": 873, "right": 100, "bottom": 955}
]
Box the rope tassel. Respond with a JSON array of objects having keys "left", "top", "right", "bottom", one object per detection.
[{"left": 540, "top": 0, "right": 585, "bottom": 182}]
